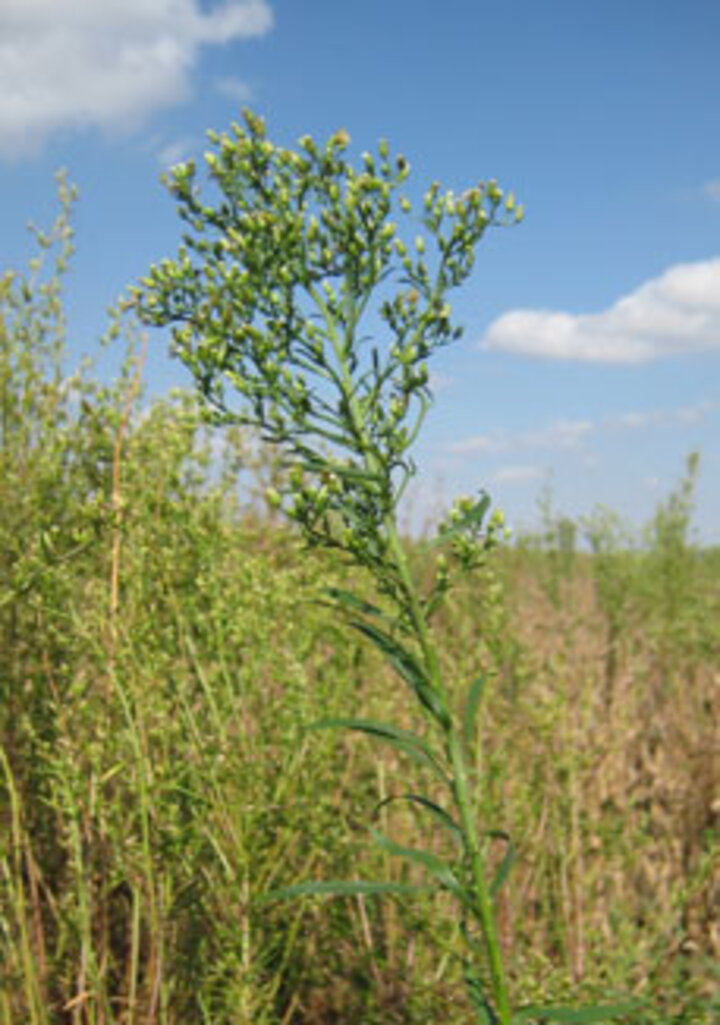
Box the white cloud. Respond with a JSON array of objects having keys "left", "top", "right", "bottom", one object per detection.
[
  {"left": 613, "top": 410, "right": 653, "bottom": 429},
  {"left": 482, "top": 259, "right": 720, "bottom": 363},
  {"left": 531, "top": 418, "right": 593, "bottom": 448},
  {"left": 608, "top": 398, "right": 719, "bottom": 431},
  {"left": 675, "top": 398, "right": 719, "bottom": 423},
  {"left": 703, "top": 179, "right": 720, "bottom": 202},
  {"left": 428, "top": 370, "right": 453, "bottom": 394},
  {"left": 0, "top": 0, "right": 273, "bottom": 158},
  {"left": 446, "top": 418, "right": 593, "bottom": 457},
  {"left": 492, "top": 465, "right": 545, "bottom": 484},
  {"left": 156, "top": 136, "right": 196, "bottom": 168},
  {"left": 215, "top": 75, "right": 254, "bottom": 103},
  {"left": 446, "top": 433, "right": 508, "bottom": 456}
]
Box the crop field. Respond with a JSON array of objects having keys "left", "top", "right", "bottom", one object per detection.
[{"left": 1, "top": 136, "right": 718, "bottom": 1024}]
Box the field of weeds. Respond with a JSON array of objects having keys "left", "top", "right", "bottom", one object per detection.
[
  {"left": 2, "top": 392, "right": 717, "bottom": 1021},
  {"left": 1, "top": 175, "right": 718, "bottom": 1025}
]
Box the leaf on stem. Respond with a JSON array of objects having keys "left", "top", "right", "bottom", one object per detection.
[
  {"left": 430, "top": 492, "right": 492, "bottom": 546},
  {"left": 349, "top": 619, "right": 452, "bottom": 729},
  {"left": 462, "top": 672, "right": 486, "bottom": 750},
  {"left": 464, "top": 967, "right": 497, "bottom": 1025},
  {"left": 486, "top": 830, "right": 516, "bottom": 898},
  {"left": 321, "top": 586, "right": 403, "bottom": 632},
  {"left": 375, "top": 792, "right": 462, "bottom": 844},
  {"left": 308, "top": 717, "right": 450, "bottom": 786},
  {"left": 370, "top": 827, "right": 467, "bottom": 900}
]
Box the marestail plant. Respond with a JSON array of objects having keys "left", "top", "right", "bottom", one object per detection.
[{"left": 134, "top": 109, "right": 636, "bottom": 1025}]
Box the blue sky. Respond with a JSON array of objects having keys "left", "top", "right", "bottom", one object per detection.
[{"left": 1, "top": 0, "right": 719, "bottom": 542}]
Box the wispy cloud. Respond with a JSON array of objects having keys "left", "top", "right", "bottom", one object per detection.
[
  {"left": 0, "top": 0, "right": 274, "bottom": 158},
  {"left": 607, "top": 398, "right": 719, "bottom": 431},
  {"left": 428, "top": 370, "right": 453, "bottom": 394},
  {"left": 444, "top": 399, "right": 716, "bottom": 462},
  {"left": 492, "top": 465, "right": 545, "bottom": 484},
  {"left": 703, "top": 179, "right": 720, "bottom": 202},
  {"left": 482, "top": 259, "right": 720, "bottom": 363},
  {"left": 156, "top": 137, "right": 196, "bottom": 169},
  {"left": 446, "top": 433, "right": 507, "bottom": 456},
  {"left": 446, "top": 418, "right": 593, "bottom": 456},
  {"left": 532, "top": 419, "right": 593, "bottom": 448},
  {"left": 215, "top": 75, "right": 254, "bottom": 103}
]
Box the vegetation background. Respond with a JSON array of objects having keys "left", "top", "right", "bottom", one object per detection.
[{"left": 1, "top": 183, "right": 718, "bottom": 1023}]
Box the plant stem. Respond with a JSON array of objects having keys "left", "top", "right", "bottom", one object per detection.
[
  {"left": 325, "top": 302, "right": 512, "bottom": 1021},
  {"left": 447, "top": 731, "right": 511, "bottom": 1025},
  {"left": 387, "top": 523, "right": 512, "bottom": 1025}
]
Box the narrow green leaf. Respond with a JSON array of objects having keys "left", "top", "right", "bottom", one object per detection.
[
  {"left": 321, "top": 586, "right": 402, "bottom": 631},
  {"left": 376, "top": 793, "right": 462, "bottom": 843},
  {"left": 262, "top": 879, "right": 431, "bottom": 903},
  {"left": 469, "top": 994, "right": 495, "bottom": 1025},
  {"left": 370, "top": 828, "right": 465, "bottom": 898},
  {"left": 486, "top": 830, "right": 516, "bottom": 898},
  {"left": 429, "top": 492, "right": 492, "bottom": 546},
  {"left": 308, "top": 717, "right": 450, "bottom": 786},
  {"left": 462, "top": 673, "right": 486, "bottom": 749},
  {"left": 463, "top": 961, "right": 497, "bottom": 1023},
  {"left": 471, "top": 1002, "right": 495, "bottom": 1025},
  {"left": 350, "top": 619, "right": 452, "bottom": 729},
  {"left": 513, "top": 1002, "right": 638, "bottom": 1023},
  {"left": 323, "top": 586, "right": 385, "bottom": 619},
  {"left": 465, "top": 491, "right": 492, "bottom": 527}
]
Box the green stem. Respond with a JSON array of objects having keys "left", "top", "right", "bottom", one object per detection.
[
  {"left": 319, "top": 293, "right": 512, "bottom": 1022},
  {"left": 448, "top": 731, "right": 511, "bottom": 1025},
  {"left": 386, "top": 525, "right": 512, "bottom": 1025}
]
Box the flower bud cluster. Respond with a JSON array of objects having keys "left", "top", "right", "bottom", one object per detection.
[
  {"left": 134, "top": 109, "right": 522, "bottom": 579},
  {"left": 436, "top": 495, "right": 508, "bottom": 572}
]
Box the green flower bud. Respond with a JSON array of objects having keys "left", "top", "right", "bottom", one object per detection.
[{"left": 265, "top": 488, "right": 282, "bottom": 509}]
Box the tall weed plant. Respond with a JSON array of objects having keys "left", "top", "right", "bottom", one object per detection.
[{"left": 135, "top": 110, "right": 641, "bottom": 1024}]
